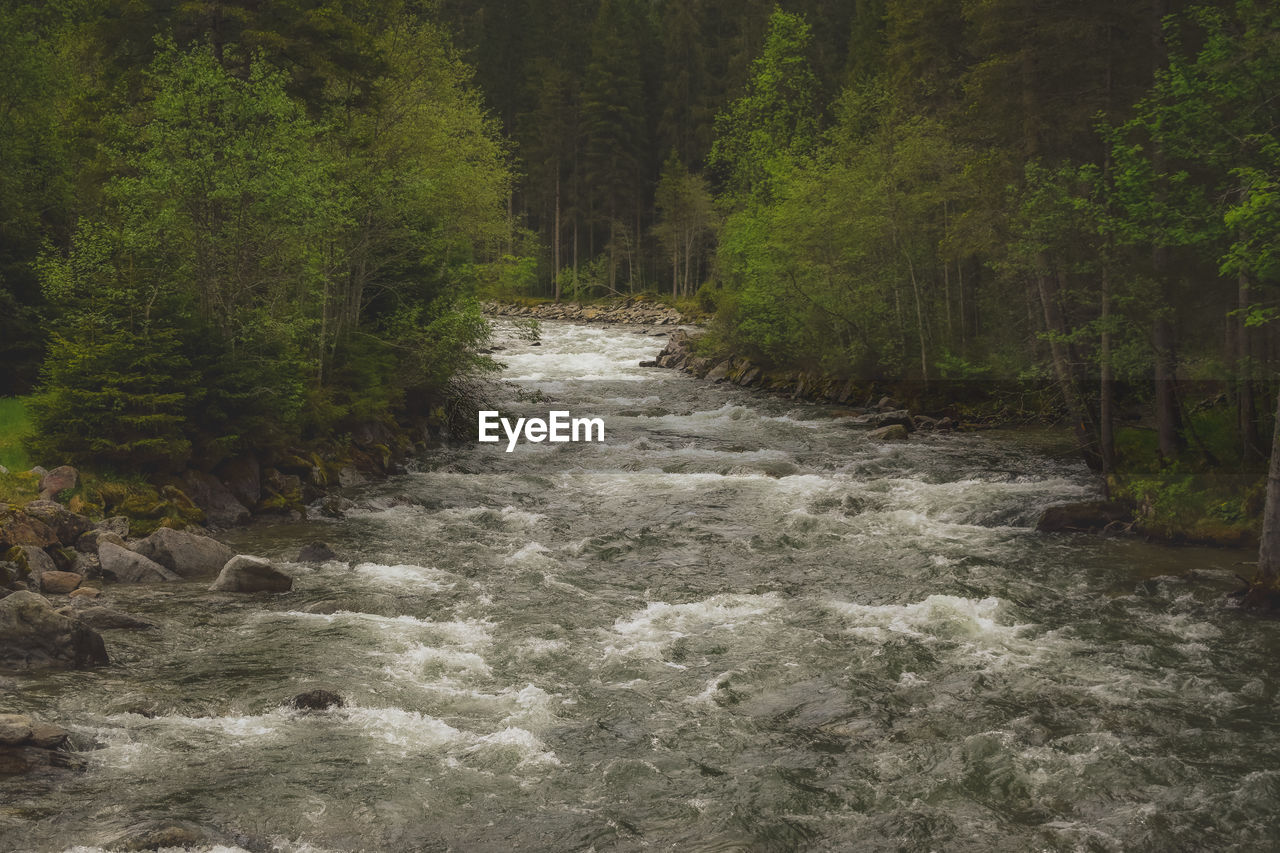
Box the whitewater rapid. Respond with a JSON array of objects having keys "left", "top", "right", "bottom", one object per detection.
[{"left": 2, "top": 320, "right": 1274, "bottom": 852}]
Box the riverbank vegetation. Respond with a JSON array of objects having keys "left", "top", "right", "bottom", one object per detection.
[{"left": 1, "top": 2, "right": 511, "bottom": 478}]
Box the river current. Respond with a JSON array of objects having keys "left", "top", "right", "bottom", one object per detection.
[{"left": 2, "top": 321, "right": 1278, "bottom": 852}]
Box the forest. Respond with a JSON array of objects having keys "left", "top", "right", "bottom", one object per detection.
[{"left": 2, "top": 0, "right": 1279, "bottom": 553}]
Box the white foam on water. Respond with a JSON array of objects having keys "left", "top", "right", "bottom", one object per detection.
[
  {"left": 390, "top": 643, "right": 493, "bottom": 678},
  {"left": 342, "top": 705, "right": 466, "bottom": 750},
  {"left": 826, "top": 595, "right": 1030, "bottom": 645},
  {"left": 440, "top": 505, "right": 546, "bottom": 529},
  {"left": 466, "top": 726, "right": 561, "bottom": 767},
  {"left": 351, "top": 562, "right": 458, "bottom": 591},
  {"left": 603, "top": 593, "right": 783, "bottom": 659}
]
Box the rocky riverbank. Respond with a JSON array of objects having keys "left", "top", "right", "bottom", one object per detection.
[
  {"left": 648, "top": 329, "right": 958, "bottom": 437},
  {"left": 484, "top": 296, "right": 691, "bottom": 326},
  {"left": 0, "top": 487, "right": 315, "bottom": 777},
  {"left": 649, "top": 329, "right": 1262, "bottom": 551}
]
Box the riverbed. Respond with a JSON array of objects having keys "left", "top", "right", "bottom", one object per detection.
[{"left": 2, "top": 320, "right": 1276, "bottom": 852}]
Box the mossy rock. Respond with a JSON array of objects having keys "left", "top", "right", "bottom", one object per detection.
[{"left": 2, "top": 547, "right": 33, "bottom": 578}]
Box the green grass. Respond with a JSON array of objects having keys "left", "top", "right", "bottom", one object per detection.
[{"left": 0, "top": 398, "right": 32, "bottom": 471}]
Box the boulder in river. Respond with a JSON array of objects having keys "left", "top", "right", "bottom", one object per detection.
[
  {"left": 130, "top": 527, "right": 234, "bottom": 577},
  {"left": 1036, "top": 500, "right": 1133, "bottom": 534},
  {"left": 0, "top": 713, "right": 79, "bottom": 775},
  {"left": 853, "top": 410, "right": 916, "bottom": 431},
  {"left": 209, "top": 555, "right": 293, "bottom": 593},
  {"left": 868, "top": 424, "right": 909, "bottom": 441},
  {"left": 98, "top": 542, "right": 181, "bottom": 583},
  {"left": 60, "top": 604, "right": 156, "bottom": 631},
  {"left": 0, "top": 590, "right": 109, "bottom": 670},
  {"left": 296, "top": 541, "right": 340, "bottom": 563},
  {"left": 291, "top": 689, "right": 344, "bottom": 711}
]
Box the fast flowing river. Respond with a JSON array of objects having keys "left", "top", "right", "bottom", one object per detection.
[{"left": 3, "top": 321, "right": 1279, "bottom": 852}]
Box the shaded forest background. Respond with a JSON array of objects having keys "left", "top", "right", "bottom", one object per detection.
[{"left": 2, "top": 0, "right": 1279, "bottom": 529}]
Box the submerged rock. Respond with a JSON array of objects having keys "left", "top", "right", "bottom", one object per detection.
[
  {"left": 291, "top": 689, "right": 344, "bottom": 711},
  {"left": 0, "top": 591, "right": 109, "bottom": 670},
  {"left": 130, "top": 527, "right": 234, "bottom": 577},
  {"left": 116, "top": 824, "right": 207, "bottom": 851},
  {"left": 98, "top": 542, "right": 181, "bottom": 583},
  {"left": 62, "top": 605, "right": 156, "bottom": 631},
  {"left": 296, "top": 541, "right": 340, "bottom": 563},
  {"left": 209, "top": 555, "right": 293, "bottom": 593}
]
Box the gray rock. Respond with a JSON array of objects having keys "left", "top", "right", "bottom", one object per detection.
[
  {"left": 19, "top": 500, "right": 95, "bottom": 547},
  {"left": 72, "top": 552, "right": 102, "bottom": 579},
  {"left": 852, "top": 410, "right": 916, "bottom": 431},
  {"left": 337, "top": 466, "right": 366, "bottom": 488},
  {"left": 868, "top": 424, "right": 910, "bottom": 441},
  {"left": 0, "top": 590, "right": 109, "bottom": 670},
  {"left": 290, "top": 689, "right": 344, "bottom": 711},
  {"left": 130, "top": 527, "right": 234, "bottom": 578},
  {"left": 98, "top": 542, "right": 181, "bottom": 584},
  {"left": 216, "top": 454, "right": 261, "bottom": 509},
  {"left": 40, "top": 571, "right": 82, "bottom": 594},
  {"left": 704, "top": 360, "right": 731, "bottom": 382},
  {"left": 37, "top": 466, "right": 79, "bottom": 501},
  {"left": 97, "top": 516, "right": 131, "bottom": 537},
  {"left": 76, "top": 528, "right": 126, "bottom": 554},
  {"left": 296, "top": 541, "right": 339, "bottom": 563},
  {"left": 62, "top": 606, "right": 155, "bottom": 631},
  {"left": 1036, "top": 501, "right": 1133, "bottom": 534},
  {"left": 7, "top": 545, "right": 55, "bottom": 580},
  {"left": 0, "top": 714, "right": 32, "bottom": 744},
  {"left": 180, "top": 470, "right": 250, "bottom": 528},
  {"left": 209, "top": 555, "right": 292, "bottom": 593}
]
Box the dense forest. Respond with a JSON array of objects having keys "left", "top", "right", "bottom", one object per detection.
[
  {"left": 3, "top": 1, "right": 1279, "bottom": 536},
  {"left": 439, "top": 0, "right": 1280, "bottom": 482},
  {"left": 0, "top": 0, "right": 511, "bottom": 471}
]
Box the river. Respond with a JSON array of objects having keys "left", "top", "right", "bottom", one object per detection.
[{"left": 2, "top": 320, "right": 1277, "bottom": 852}]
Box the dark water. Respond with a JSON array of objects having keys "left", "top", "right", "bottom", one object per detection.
[{"left": 2, "top": 321, "right": 1277, "bottom": 852}]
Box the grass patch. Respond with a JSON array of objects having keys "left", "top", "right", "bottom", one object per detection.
[{"left": 0, "top": 398, "right": 32, "bottom": 471}]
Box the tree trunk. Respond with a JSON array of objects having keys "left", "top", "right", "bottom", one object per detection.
[
  {"left": 1100, "top": 263, "right": 1116, "bottom": 476},
  {"left": 1238, "top": 262, "right": 1261, "bottom": 462},
  {"left": 1256, "top": 389, "right": 1280, "bottom": 584},
  {"left": 553, "top": 172, "right": 562, "bottom": 302},
  {"left": 1153, "top": 308, "right": 1183, "bottom": 461},
  {"left": 1038, "top": 260, "right": 1102, "bottom": 471}
]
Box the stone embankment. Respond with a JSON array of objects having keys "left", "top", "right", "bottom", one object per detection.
[{"left": 485, "top": 298, "right": 690, "bottom": 326}]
